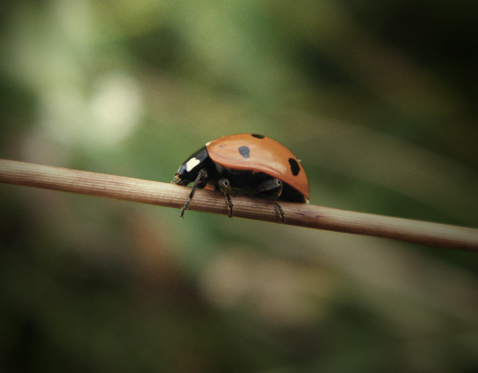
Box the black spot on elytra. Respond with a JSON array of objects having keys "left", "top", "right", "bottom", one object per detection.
[
  {"left": 289, "top": 158, "right": 300, "bottom": 176},
  {"left": 238, "top": 146, "right": 250, "bottom": 158},
  {"left": 251, "top": 134, "right": 264, "bottom": 139}
]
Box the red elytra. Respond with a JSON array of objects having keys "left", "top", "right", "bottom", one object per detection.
[{"left": 206, "top": 134, "right": 309, "bottom": 200}]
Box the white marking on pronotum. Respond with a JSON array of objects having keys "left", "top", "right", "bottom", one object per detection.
[{"left": 185, "top": 157, "right": 201, "bottom": 172}]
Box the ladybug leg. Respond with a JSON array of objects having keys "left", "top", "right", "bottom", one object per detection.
[
  {"left": 273, "top": 203, "right": 285, "bottom": 223},
  {"left": 217, "top": 178, "right": 233, "bottom": 217},
  {"left": 256, "top": 178, "right": 285, "bottom": 223},
  {"left": 180, "top": 168, "right": 208, "bottom": 217}
]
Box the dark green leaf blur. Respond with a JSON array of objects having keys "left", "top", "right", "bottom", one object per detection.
[{"left": 1, "top": 1, "right": 477, "bottom": 372}]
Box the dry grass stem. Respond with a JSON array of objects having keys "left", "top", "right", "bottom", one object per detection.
[{"left": 1, "top": 159, "right": 477, "bottom": 252}]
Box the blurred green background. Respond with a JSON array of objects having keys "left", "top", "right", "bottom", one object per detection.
[{"left": 1, "top": 0, "right": 477, "bottom": 372}]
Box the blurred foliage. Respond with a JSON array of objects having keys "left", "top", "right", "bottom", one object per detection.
[{"left": 1, "top": 0, "right": 478, "bottom": 372}]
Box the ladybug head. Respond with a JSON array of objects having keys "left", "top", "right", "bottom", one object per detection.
[{"left": 172, "top": 146, "right": 210, "bottom": 186}]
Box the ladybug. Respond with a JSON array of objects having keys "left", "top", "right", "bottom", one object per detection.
[{"left": 172, "top": 134, "right": 309, "bottom": 222}]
